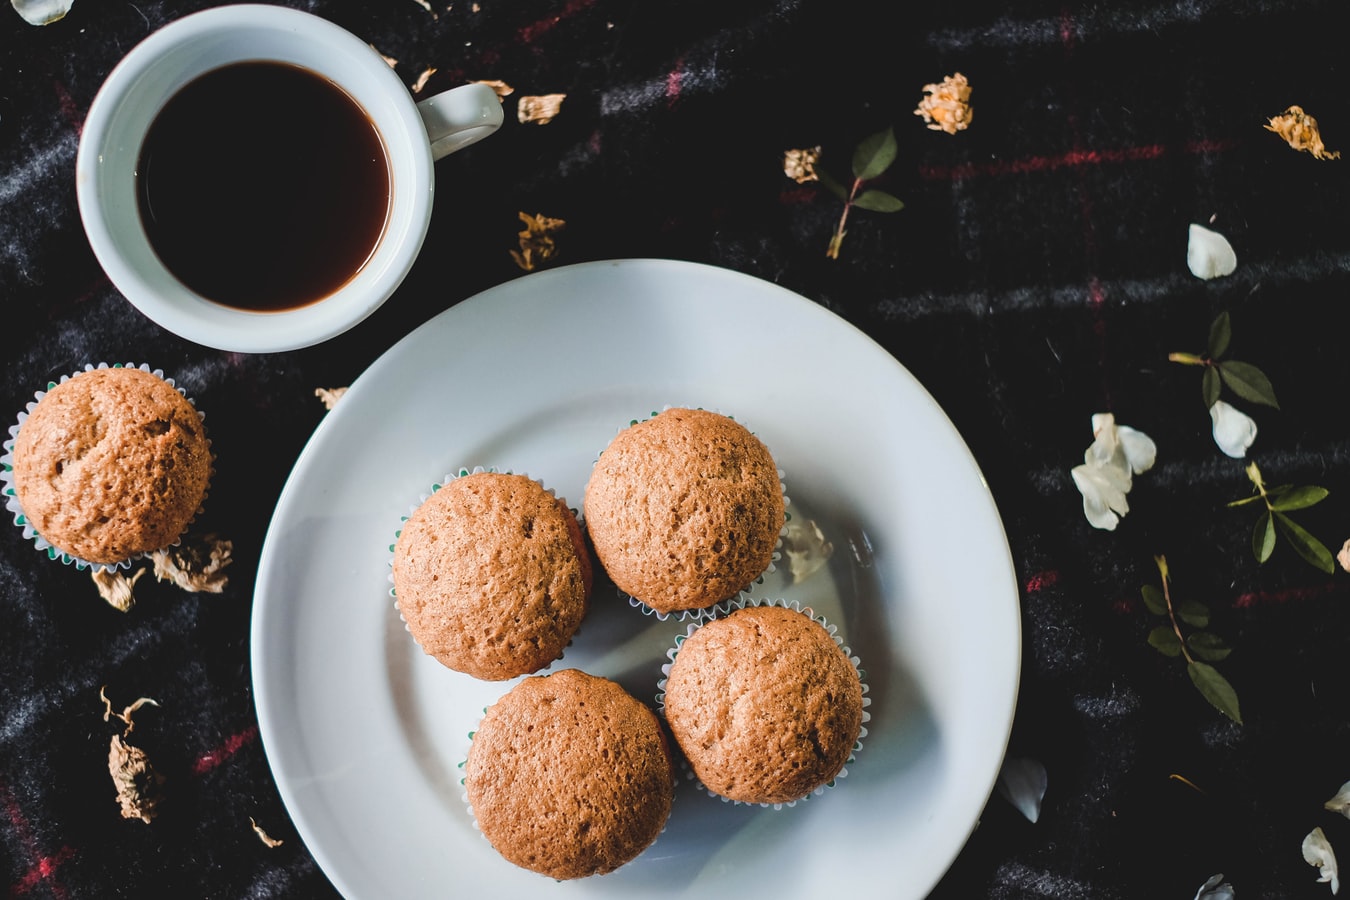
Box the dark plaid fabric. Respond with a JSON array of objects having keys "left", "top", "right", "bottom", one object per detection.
[{"left": 4, "top": 0, "right": 1350, "bottom": 897}]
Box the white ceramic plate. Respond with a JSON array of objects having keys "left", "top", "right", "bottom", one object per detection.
[{"left": 251, "top": 258, "right": 1021, "bottom": 899}]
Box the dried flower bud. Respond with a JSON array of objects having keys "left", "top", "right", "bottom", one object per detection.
[
  {"left": 150, "top": 534, "right": 233, "bottom": 593},
  {"left": 92, "top": 567, "right": 146, "bottom": 613},
  {"left": 109, "top": 735, "right": 165, "bottom": 823},
  {"left": 472, "top": 79, "right": 515, "bottom": 100},
  {"left": 315, "top": 387, "right": 349, "bottom": 410},
  {"left": 1265, "top": 106, "right": 1341, "bottom": 160},
  {"left": 518, "top": 93, "right": 566, "bottom": 125},
  {"left": 783, "top": 147, "right": 821, "bottom": 184},
  {"left": 250, "top": 817, "right": 285, "bottom": 848},
  {"left": 914, "top": 72, "right": 973, "bottom": 135},
  {"left": 511, "top": 211, "right": 566, "bottom": 271}
]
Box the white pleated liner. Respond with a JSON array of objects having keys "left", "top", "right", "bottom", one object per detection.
[
  {"left": 1, "top": 362, "right": 212, "bottom": 573},
  {"left": 655, "top": 596, "right": 871, "bottom": 810}
]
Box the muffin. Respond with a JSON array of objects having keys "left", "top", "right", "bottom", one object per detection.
[
  {"left": 464, "top": 669, "right": 675, "bottom": 880},
  {"left": 7, "top": 365, "right": 211, "bottom": 566},
  {"left": 583, "top": 408, "right": 786, "bottom": 615},
  {"left": 661, "top": 603, "right": 864, "bottom": 806},
  {"left": 391, "top": 471, "right": 591, "bottom": 680}
]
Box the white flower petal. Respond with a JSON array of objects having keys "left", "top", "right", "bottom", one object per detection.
[
  {"left": 1072, "top": 464, "right": 1127, "bottom": 530},
  {"left": 1195, "top": 873, "right": 1235, "bottom": 900},
  {"left": 1117, "top": 426, "right": 1157, "bottom": 475},
  {"left": 1210, "top": 400, "right": 1258, "bottom": 458},
  {"left": 12, "top": 0, "right": 73, "bottom": 25},
  {"left": 1303, "top": 827, "right": 1340, "bottom": 894},
  {"left": 1325, "top": 780, "right": 1350, "bottom": 818},
  {"left": 996, "top": 757, "right": 1048, "bottom": 823},
  {"left": 1188, "top": 223, "right": 1238, "bottom": 280}
]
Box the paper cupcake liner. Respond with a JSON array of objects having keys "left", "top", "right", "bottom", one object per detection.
[
  {"left": 457, "top": 681, "right": 678, "bottom": 877},
  {"left": 2, "top": 362, "right": 213, "bottom": 573},
  {"left": 590, "top": 406, "right": 792, "bottom": 623},
  {"left": 655, "top": 596, "right": 871, "bottom": 810},
  {"left": 387, "top": 466, "right": 587, "bottom": 672}
]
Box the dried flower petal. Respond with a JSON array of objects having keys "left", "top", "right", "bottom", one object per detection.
[
  {"left": 996, "top": 757, "right": 1047, "bottom": 823},
  {"left": 1266, "top": 106, "right": 1341, "bottom": 160},
  {"left": 150, "top": 534, "right": 233, "bottom": 593},
  {"left": 1303, "top": 827, "right": 1340, "bottom": 894},
  {"left": 1209, "top": 400, "right": 1257, "bottom": 459},
  {"left": 472, "top": 79, "right": 515, "bottom": 100},
  {"left": 410, "top": 0, "right": 436, "bottom": 17},
  {"left": 1325, "top": 780, "right": 1350, "bottom": 818},
  {"left": 373, "top": 46, "right": 398, "bottom": 69},
  {"left": 914, "top": 72, "right": 973, "bottom": 135},
  {"left": 109, "top": 735, "right": 165, "bottom": 823},
  {"left": 315, "top": 387, "right": 348, "bottom": 410},
  {"left": 511, "top": 211, "right": 565, "bottom": 271},
  {"left": 518, "top": 93, "right": 566, "bottom": 125},
  {"left": 411, "top": 67, "right": 437, "bottom": 94},
  {"left": 100, "top": 686, "right": 160, "bottom": 735},
  {"left": 1187, "top": 223, "right": 1238, "bottom": 280},
  {"left": 1071, "top": 413, "right": 1156, "bottom": 531},
  {"left": 250, "top": 817, "right": 284, "bottom": 848},
  {"left": 12, "top": 0, "right": 74, "bottom": 26},
  {"left": 1194, "top": 873, "right": 1235, "bottom": 900},
  {"left": 92, "top": 567, "right": 146, "bottom": 613},
  {"left": 782, "top": 518, "right": 833, "bottom": 584},
  {"left": 783, "top": 147, "right": 821, "bottom": 184}
]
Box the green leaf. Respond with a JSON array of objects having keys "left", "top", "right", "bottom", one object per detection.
[
  {"left": 1177, "top": 599, "right": 1210, "bottom": 628},
  {"left": 1226, "top": 494, "right": 1263, "bottom": 508},
  {"left": 1273, "top": 512, "right": 1335, "bottom": 573},
  {"left": 1187, "top": 661, "right": 1243, "bottom": 723},
  {"left": 816, "top": 169, "right": 850, "bottom": 202},
  {"left": 1269, "top": 485, "right": 1329, "bottom": 511},
  {"left": 1253, "top": 510, "right": 1276, "bottom": 562},
  {"left": 1218, "top": 360, "right": 1279, "bottom": 409},
  {"left": 850, "top": 189, "right": 905, "bottom": 213},
  {"left": 1207, "top": 311, "right": 1232, "bottom": 360},
  {"left": 1202, "top": 366, "right": 1221, "bottom": 409},
  {"left": 1148, "top": 626, "right": 1183, "bottom": 657},
  {"left": 1140, "top": 584, "right": 1167, "bottom": 616},
  {"left": 851, "top": 126, "right": 897, "bottom": 181},
  {"left": 1187, "top": 632, "right": 1233, "bottom": 662}
]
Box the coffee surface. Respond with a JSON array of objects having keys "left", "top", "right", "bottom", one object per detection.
[{"left": 137, "top": 61, "right": 391, "bottom": 311}]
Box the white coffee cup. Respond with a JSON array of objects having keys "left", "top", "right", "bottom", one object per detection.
[{"left": 76, "top": 3, "right": 503, "bottom": 354}]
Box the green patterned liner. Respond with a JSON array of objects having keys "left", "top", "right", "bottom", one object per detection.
[
  {"left": 655, "top": 596, "right": 870, "bottom": 810},
  {"left": 1, "top": 362, "right": 211, "bottom": 573}
]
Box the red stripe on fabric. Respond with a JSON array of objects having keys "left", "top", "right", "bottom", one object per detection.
[
  {"left": 665, "top": 56, "right": 685, "bottom": 108},
  {"left": 1024, "top": 570, "right": 1060, "bottom": 593},
  {"left": 1232, "top": 582, "right": 1339, "bottom": 608},
  {"left": 52, "top": 80, "right": 82, "bottom": 136},
  {"left": 918, "top": 141, "right": 1238, "bottom": 181},
  {"left": 517, "top": 0, "right": 597, "bottom": 44},
  {"left": 192, "top": 724, "right": 259, "bottom": 776},
  {"left": 3, "top": 780, "right": 72, "bottom": 900}
]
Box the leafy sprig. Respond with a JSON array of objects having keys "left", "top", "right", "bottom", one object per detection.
[
  {"left": 1169, "top": 310, "right": 1279, "bottom": 410},
  {"left": 1228, "top": 461, "right": 1334, "bottom": 573},
  {"left": 1142, "top": 555, "right": 1242, "bottom": 724},
  {"left": 818, "top": 126, "right": 905, "bottom": 259}
]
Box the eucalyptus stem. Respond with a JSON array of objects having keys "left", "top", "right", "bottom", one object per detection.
[
  {"left": 826, "top": 176, "right": 862, "bottom": 260},
  {"left": 1154, "top": 554, "right": 1194, "bottom": 664}
]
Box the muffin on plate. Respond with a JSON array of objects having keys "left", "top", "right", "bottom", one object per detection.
[
  {"left": 660, "top": 602, "right": 866, "bottom": 806},
  {"left": 583, "top": 407, "right": 786, "bottom": 616},
  {"left": 391, "top": 471, "right": 591, "bottom": 681},
  {"left": 464, "top": 668, "right": 675, "bottom": 880},
  {"left": 5, "top": 364, "right": 212, "bottom": 567}
]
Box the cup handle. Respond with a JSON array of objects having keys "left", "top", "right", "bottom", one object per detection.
[{"left": 417, "top": 82, "right": 504, "bottom": 161}]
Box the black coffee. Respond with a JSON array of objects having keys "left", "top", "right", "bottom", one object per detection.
[{"left": 137, "top": 61, "right": 391, "bottom": 312}]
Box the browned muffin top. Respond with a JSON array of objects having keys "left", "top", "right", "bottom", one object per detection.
[
  {"left": 392, "top": 472, "right": 591, "bottom": 681},
  {"left": 662, "top": 604, "right": 863, "bottom": 805},
  {"left": 464, "top": 669, "right": 674, "bottom": 880},
  {"left": 12, "top": 367, "right": 212, "bottom": 564},
  {"left": 583, "top": 408, "right": 785, "bottom": 614}
]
